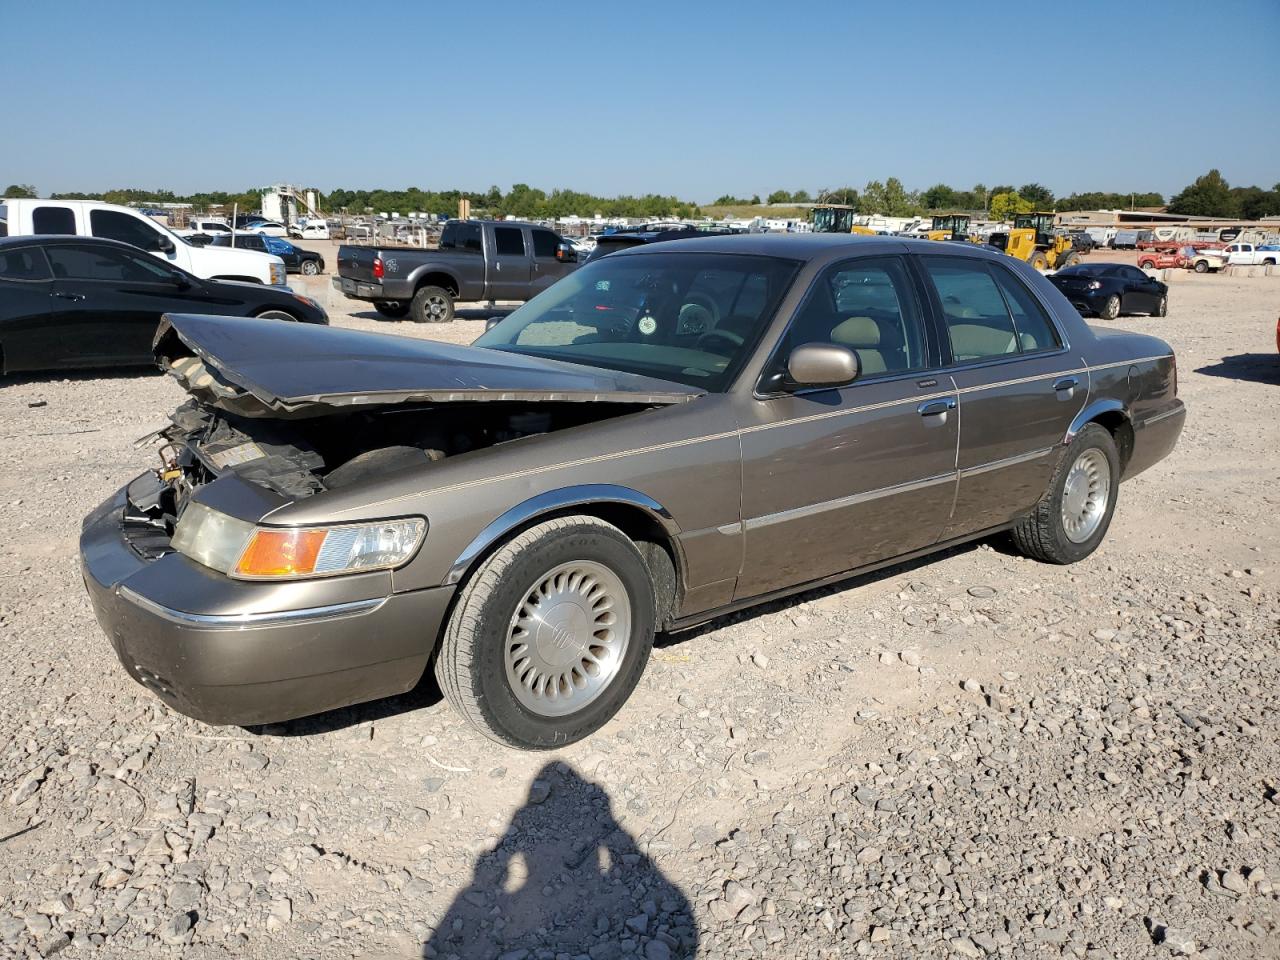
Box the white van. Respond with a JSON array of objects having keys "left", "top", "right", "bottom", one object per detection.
[{"left": 0, "top": 199, "right": 286, "bottom": 285}]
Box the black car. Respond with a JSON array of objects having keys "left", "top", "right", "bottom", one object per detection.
[
  {"left": 0, "top": 235, "right": 327, "bottom": 375},
  {"left": 209, "top": 233, "right": 325, "bottom": 275},
  {"left": 1067, "top": 231, "right": 1096, "bottom": 254},
  {"left": 1047, "top": 262, "right": 1168, "bottom": 320}
]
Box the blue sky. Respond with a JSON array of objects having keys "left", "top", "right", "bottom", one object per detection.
[{"left": 4, "top": 0, "right": 1277, "bottom": 203}]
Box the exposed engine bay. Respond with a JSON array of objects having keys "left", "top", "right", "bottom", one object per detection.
[{"left": 142, "top": 398, "right": 654, "bottom": 520}]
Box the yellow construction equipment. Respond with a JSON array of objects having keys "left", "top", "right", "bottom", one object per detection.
[
  {"left": 811, "top": 204, "right": 876, "bottom": 235},
  {"left": 926, "top": 214, "right": 972, "bottom": 242},
  {"left": 989, "top": 212, "right": 1077, "bottom": 270}
]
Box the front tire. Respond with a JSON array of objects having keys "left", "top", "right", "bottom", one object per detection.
[
  {"left": 254, "top": 309, "right": 297, "bottom": 322},
  {"left": 435, "top": 516, "right": 656, "bottom": 749},
  {"left": 1153, "top": 294, "right": 1168, "bottom": 317},
  {"left": 1099, "top": 294, "right": 1120, "bottom": 320},
  {"left": 1194, "top": 260, "right": 1209, "bottom": 274},
  {"left": 1029, "top": 251, "right": 1049, "bottom": 271},
  {"left": 300, "top": 260, "right": 320, "bottom": 276},
  {"left": 411, "top": 285, "right": 455, "bottom": 323},
  {"left": 1011, "top": 423, "right": 1120, "bottom": 565}
]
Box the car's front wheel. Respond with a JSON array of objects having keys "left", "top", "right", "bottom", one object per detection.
[
  {"left": 1011, "top": 423, "right": 1120, "bottom": 565},
  {"left": 300, "top": 260, "right": 320, "bottom": 276},
  {"left": 1153, "top": 294, "right": 1168, "bottom": 317},
  {"left": 254, "top": 309, "right": 297, "bottom": 322},
  {"left": 1194, "top": 261, "right": 1209, "bottom": 274},
  {"left": 435, "top": 516, "right": 656, "bottom": 749}
]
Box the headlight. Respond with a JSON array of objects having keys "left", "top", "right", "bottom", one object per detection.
[
  {"left": 1087, "top": 280, "right": 1102, "bottom": 290},
  {"left": 171, "top": 503, "right": 425, "bottom": 580},
  {"left": 270, "top": 262, "right": 287, "bottom": 285}
]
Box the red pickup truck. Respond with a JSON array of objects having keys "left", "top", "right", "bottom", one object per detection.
[{"left": 1137, "top": 246, "right": 1193, "bottom": 270}]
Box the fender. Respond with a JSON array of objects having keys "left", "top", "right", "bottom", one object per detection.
[
  {"left": 1064, "top": 396, "right": 1129, "bottom": 443},
  {"left": 443, "top": 484, "right": 681, "bottom": 586},
  {"left": 405, "top": 262, "right": 463, "bottom": 296}
]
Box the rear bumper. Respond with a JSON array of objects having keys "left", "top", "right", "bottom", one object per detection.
[
  {"left": 332, "top": 276, "right": 412, "bottom": 301},
  {"left": 81, "top": 484, "right": 454, "bottom": 726},
  {"left": 1124, "top": 401, "right": 1186, "bottom": 480}
]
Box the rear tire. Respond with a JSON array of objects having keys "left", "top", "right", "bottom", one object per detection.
[
  {"left": 1030, "top": 251, "right": 1049, "bottom": 271},
  {"left": 1011, "top": 423, "right": 1120, "bottom": 565},
  {"left": 254, "top": 309, "right": 297, "bottom": 322},
  {"left": 1099, "top": 294, "right": 1120, "bottom": 320},
  {"left": 373, "top": 300, "right": 410, "bottom": 319},
  {"left": 411, "top": 285, "right": 455, "bottom": 323},
  {"left": 434, "top": 516, "right": 655, "bottom": 750},
  {"left": 1153, "top": 294, "right": 1168, "bottom": 317}
]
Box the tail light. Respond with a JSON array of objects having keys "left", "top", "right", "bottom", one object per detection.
[
  {"left": 1171, "top": 354, "right": 1178, "bottom": 397},
  {"left": 373, "top": 256, "right": 384, "bottom": 279}
]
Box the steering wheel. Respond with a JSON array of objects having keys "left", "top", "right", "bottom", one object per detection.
[
  {"left": 677, "top": 293, "right": 721, "bottom": 335},
  {"left": 695, "top": 329, "right": 745, "bottom": 353}
]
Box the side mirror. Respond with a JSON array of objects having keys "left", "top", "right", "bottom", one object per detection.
[
  {"left": 786, "top": 343, "right": 860, "bottom": 390},
  {"left": 556, "top": 243, "right": 578, "bottom": 263},
  {"left": 485, "top": 315, "right": 505, "bottom": 331},
  {"left": 156, "top": 235, "right": 176, "bottom": 254}
]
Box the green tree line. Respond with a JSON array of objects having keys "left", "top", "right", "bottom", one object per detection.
[{"left": 7, "top": 170, "right": 1276, "bottom": 219}]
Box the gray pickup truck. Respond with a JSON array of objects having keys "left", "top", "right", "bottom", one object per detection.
[{"left": 333, "top": 220, "right": 579, "bottom": 323}]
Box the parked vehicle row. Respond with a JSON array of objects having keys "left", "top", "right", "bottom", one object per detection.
[
  {"left": 0, "top": 236, "right": 326, "bottom": 375},
  {"left": 0, "top": 198, "right": 286, "bottom": 286},
  {"left": 208, "top": 233, "right": 325, "bottom": 275}
]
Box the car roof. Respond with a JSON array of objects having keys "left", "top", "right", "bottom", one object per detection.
[
  {"left": 612, "top": 233, "right": 1011, "bottom": 263},
  {"left": 0, "top": 234, "right": 149, "bottom": 253}
]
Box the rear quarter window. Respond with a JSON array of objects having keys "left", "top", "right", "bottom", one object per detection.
[
  {"left": 0, "top": 246, "right": 51, "bottom": 280},
  {"left": 33, "top": 206, "right": 77, "bottom": 235}
]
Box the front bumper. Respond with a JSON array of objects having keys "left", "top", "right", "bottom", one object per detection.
[{"left": 80, "top": 483, "right": 454, "bottom": 725}]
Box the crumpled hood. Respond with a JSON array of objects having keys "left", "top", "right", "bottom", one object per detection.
[{"left": 153, "top": 314, "right": 703, "bottom": 418}]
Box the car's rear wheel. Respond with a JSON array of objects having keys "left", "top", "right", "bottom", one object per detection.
[
  {"left": 373, "top": 300, "right": 410, "bottom": 319},
  {"left": 300, "top": 260, "right": 320, "bottom": 276},
  {"left": 1011, "top": 423, "right": 1119, "bottom": 565},
  {"left": 1100, "top": 294, "right": 1120, "bottom": 320},
  {"left": 254, "top": 309, "right": 297, "bottom": 322},
  {"left": 1153, "top": 294, "right": 1168, "bottom": 317},
  {"left": 411, "top": 285, "right": 455, "bottom": 323},
  {"left": 1030, "top": 251, "right": 1049, "bottom": 271},
  {"left": 434, "top": 516, "right": 655, "bottom": 749}
]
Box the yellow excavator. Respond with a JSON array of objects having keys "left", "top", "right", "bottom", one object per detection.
[
  {"left": 989, "top": 212, "right": 1077, "bottom": 270},
  {"left": 810, "top": 204, "right": 876, "bottom": 235},
  {"left": 926, "top": 214, "right": 972, "bottom": 242}
]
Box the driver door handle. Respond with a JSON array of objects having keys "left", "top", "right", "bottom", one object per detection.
[
  {"left": 917, "top": 398, "right": 956, "bottom": 417},
  {"left": 54, "top": 292, "right": 86, "bottom": 302}
]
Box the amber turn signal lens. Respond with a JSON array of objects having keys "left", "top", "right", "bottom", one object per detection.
[{"left": 235, "top": 529, "right": 328, "bottom": 578}]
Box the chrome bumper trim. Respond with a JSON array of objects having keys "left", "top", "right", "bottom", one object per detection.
[{"left": 117, "top": 588, "right": 386, "bottom": 628}]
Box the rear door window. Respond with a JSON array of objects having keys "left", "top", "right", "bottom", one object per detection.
[
  {"left": 89, "top": 209, "right": 166, "bottom": 252},
  {"left": 922, "top": 257, "right": 1020, "bottom": 362},
  {"left": 440, "top": 222, "right": 483, "bottom": 252},
  {"left": 0, "top": 246, "right": 51, "bottom": 281},
  {"left": 33, "top": 206, "right": 77, "bottom": 234},
  {"left": 494, "top": 227, "right": 526, "bottom": 256},
  {"left": 988, "top": 264, "right": 1061, "bottom": 352},
  {"left": 531, "top": 229, "right": 559, "bottom": 259}
]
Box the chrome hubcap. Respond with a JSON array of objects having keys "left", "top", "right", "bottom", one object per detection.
[
  {"left": 426, "top": 296, "right": 447, "bottom": 318},
  {"left": 504, "top": 561, "right": 631, "bottom": 717},
  {"left": 1061, "top": 448, "right": 1111, "bottom": 543}
]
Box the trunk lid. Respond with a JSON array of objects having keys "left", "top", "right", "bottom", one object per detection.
[{"left": 153, "top": 314, "right": 703, "bottom": 418}]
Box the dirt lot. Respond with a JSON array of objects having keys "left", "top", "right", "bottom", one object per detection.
[{"left": 0, "top": 267, "right": 1278, "bottom": 960}]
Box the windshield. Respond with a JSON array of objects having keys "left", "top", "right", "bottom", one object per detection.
[
  {"left": 811, "top": 208, "right": 854, "bottom": 233},
  {"left": 473, "top": 252, "right": 801, "bottom": 391}
]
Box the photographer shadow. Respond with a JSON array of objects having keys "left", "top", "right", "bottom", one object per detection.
[{"left": 422, "top": 762, "right": 697, "bottom": 960}]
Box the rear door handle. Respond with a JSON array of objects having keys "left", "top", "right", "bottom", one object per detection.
[
  {"left": 918, "top": 398, "right": 957, "bottom": 417},
  {"left": 54, "top": 292, "right": 85, "bottom": 302}
]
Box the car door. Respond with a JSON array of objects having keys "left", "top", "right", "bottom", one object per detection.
[
  {"left": 736, "top": 254, "right": 958, "bottom": 598},
  {"left": 1119, "top": 265, "right": 1159, "bottom": 311},
  {"left": 44, "top": 243, "right": 198, "bottom": 364},
  {"left": 0, "top": 244, "right": 56, "bottom": 372},
  {"left": 530, "top": 228, "right": 572, "bottom": 294},
  {"left": 918, "top": 254, "right": 1085, "bottom": 537},
  {"left": 488, "top": 225, "right": 533, "bottom": 300}
]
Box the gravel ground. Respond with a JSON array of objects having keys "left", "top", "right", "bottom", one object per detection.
[{"left": 0, "top": 271, "right": 1277, "bottom": 959}]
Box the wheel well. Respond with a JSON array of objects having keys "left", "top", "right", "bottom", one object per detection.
[
  {"left": 457, "top": 502, "right": 683, "bottom": 629},
  {"left": 415, "top": 272, "right": 459, "bottom": 298},
  {"left": 1089, "top": 410, "right": 1134, "bottom": 471},
  {"left": 253, "top": 307, "right": 298, "bottom": 321}
]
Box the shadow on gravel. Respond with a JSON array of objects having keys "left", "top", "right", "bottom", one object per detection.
[
  {"left": 1, "top": 366, "right": 159, "bottom": 386},
  {"left": 1195, "top": 353, "right": 1280, "bottom": 385},
  {"left": 261, "top": 671, "right": 444, "bottom": 737},
  {"left": 422, "top": 763, "right": 697, "bottom": 959}
]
